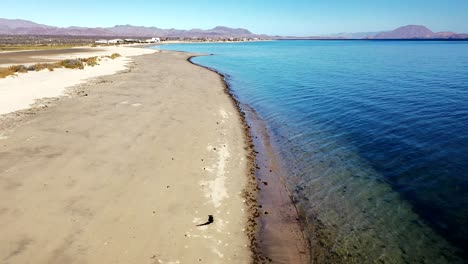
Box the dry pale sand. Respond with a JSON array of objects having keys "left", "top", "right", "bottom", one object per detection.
[
  {"left": 27, "top": 46, "right": 158, "bottom": 63},
  {"left": 0, "top": 51, "right": 252, "bottom": 263},
  {"left": 0, "top": 45, "right": 154, "bottom": 68},
  {"left": 0, "top": 48, "right": 103, "bottom": 66},
  {"left": 0, "top": 46, "right": 156, "bottom": 115}
]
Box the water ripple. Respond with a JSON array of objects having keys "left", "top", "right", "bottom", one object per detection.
[{"left": 159, "top": 40, "right": 468, "bottom": 263}]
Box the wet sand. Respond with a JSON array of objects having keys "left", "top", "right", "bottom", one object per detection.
[
  {"left": 186, "top": 58, "right": 311, "bottom": 263},
  {"left": 243, "top": 106, "right": 311, "bottom": 264},
  {"left": 0, "top": 51, "right": 252, "bottom": 263}
]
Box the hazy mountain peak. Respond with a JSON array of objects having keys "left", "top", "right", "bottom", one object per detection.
[
  {"left": 211, "top": 26, "right": 252, "bottom": 35},
  {"left": 374, "top": 25, "right": 435, "bottom": 39},
  {"left": 394, "top": 25, "right": 433, "bottom": 34},
  {"left": 0, "top": 18, "right": 49, "bottom": 29}
]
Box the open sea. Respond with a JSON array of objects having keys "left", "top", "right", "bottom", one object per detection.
[{"left": 155, "top": 40, "right": 468, "bottom": 263}]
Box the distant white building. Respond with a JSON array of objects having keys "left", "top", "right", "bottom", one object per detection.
[
  {"left": 145, "top": 37, "right": 160, "bottom": 43},
  {"left": 108, "top": 39, "right": 124, "bottom": 44},
  {"left": 95, "top": 39, "right": 108, "bottom": 44},
  {"left": 124, "top": 39, "right": 141, "bottom": 43}
]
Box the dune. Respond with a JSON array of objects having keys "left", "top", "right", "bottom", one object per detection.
[{"left": 0, "top": 46, "right": 156, "bottom": 115}]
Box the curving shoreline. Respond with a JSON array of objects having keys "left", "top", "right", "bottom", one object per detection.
[
  {"left": 187, "top": 54, "right": 311, "bottom": 263},
  {"left": 0, "top": 47, "right": 310, "bottom": 263},
  {"left": 186, "top": 54, "right": 262, "bottom": 260}
]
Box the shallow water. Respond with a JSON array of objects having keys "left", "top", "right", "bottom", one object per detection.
[{"left": 155, "top": 40, "right": 468, "bottom": 263}]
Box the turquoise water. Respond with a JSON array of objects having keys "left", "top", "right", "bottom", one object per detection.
[{"left": 155, "top": 41, "right": 468, "bottom": 263}]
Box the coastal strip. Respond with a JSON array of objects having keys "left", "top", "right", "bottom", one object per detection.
[
  {"left": 0, "top": 51, "right": 252, "bottom": 263},
  {"left": 187, "top": 55, "right": 311, "bottom": 263},
  {"left": 245, "top": 107, "right": 311, "bottom": 264}
]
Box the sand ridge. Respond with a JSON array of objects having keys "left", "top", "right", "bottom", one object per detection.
[{"left": 0, "top": 46, "right": 156, "bottom": 115}]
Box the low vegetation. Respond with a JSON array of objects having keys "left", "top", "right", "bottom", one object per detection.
[
  {"left": 79, "top": 56, "right": 99, "bottom": 67},
  {"left": 0, "top": 65, "right": 28, "bottom": 78},
  {"left": 26, "top": 63, "right": 56, "bottom": 72},
  {"left": 57, "top": 59, "right": 85, "bottom": 69},
  {"left": 108, "top": 53, "right": 121, "bottom": 59},
  {"left": 0, "top": 53, "right": 123, "bottom": 79},
  {"left": 8, "top": 65, "right": 29, "bottom": 73}
]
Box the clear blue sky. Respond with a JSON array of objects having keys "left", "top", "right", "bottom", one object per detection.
[{"left": 1, "top": 0, "right": 467, "bottom": 36}]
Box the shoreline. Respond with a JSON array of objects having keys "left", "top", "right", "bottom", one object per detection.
[
  {"left": 244, "top": 106, "right": 311, "bottom": 263},
  {"left": 0, "top": 50, "right": 252, "bottom": 263},
  {"left": 187, "top": 55, "right": 311, "bottom": 263},
  {"left": 186, "top": 54, "right": 261, "bottom": 260},
  {"left": 0, "top": 45, "right": 310, "bottom": 262}
]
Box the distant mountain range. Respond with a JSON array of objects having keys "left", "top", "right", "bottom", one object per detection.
[
  {"left": 322, "top": 25, "right": 468, "bottom": 39},
  {"left": 370, "top": 25, "right": 468, "bottom": 39},
  {"left": 0, "top": 18, "right": 467, "bottom": 40},
  {"left": 0, "top": 18, "right": 266, "bottom": 38}
]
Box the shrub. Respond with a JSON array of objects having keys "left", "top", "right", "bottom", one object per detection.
[
  {"left": 27, "top": 63, "right": 55, "bottom": 72},
  {"left": 9, "top": 65, "right": 28, "bottom": 73},
  {"left": 0, "top": 65, "right": 28, "bottom": 78},
  {"left": 109, "top": 53, "right": 121, "bottom": 59},
  {"left": 79, "top": 56, "right": 99, "bottom": 67},
  {"left": 58, "top": 59, "right": 84, "bottom": 69},
  {"left": 0, "top": 68, "right": 14, "bottom": 78}
]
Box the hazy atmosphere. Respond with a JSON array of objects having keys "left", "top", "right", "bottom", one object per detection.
[{"left": 1, "top": 0, "right": 467, "bottom": 35}]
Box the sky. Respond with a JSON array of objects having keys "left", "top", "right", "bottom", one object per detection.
[{"left": 1, "top": 0, "right": 467, "bottom": 36}]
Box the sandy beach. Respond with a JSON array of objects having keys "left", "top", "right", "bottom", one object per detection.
[{"left": 0, "top": 50, "right": 253, "bottom": 263}]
